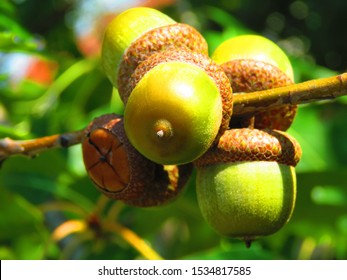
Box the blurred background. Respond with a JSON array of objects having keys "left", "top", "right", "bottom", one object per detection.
[{"left": 1, "top": 0, "right": 347, "bottom": 260}]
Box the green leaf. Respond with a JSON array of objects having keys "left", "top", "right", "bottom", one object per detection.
[
  {"left": 311, "top": 185, "right": 347, "bottom": 206},
  {"left": 0, "top": 188, "right": 50, "bottom": 259},
  {"left": 289, "top": 106, "right": 331, "bottom": 172},
  {"left": 0, "top": 0, "right": 17, "bottom": 19},
  {"left": 202, "top": 6, "right": 252, "bottom": 53}
]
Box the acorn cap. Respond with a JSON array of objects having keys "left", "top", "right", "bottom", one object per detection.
[
  {"left": 195, "top": 128, "right": 302, "bottom": 168},
  {"left": 101, "top": 7, "right": 176, "bottom": 88},
  {"left": 117, "top": 23, "right": 209, "bottom": 94},
  {"left": 223, "top": 59, "right": 297, "bottom": 130},
  {"left": 82, "top": 114, "right": 193, "bottom": 207}
]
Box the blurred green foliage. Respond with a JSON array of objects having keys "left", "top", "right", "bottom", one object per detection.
[{"left": 0, "top": 0, "right": 346, "bottom": 260}]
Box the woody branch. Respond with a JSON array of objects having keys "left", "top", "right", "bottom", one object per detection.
[{"left": 1, "top": 73, "right": 346, "bottom": 162}]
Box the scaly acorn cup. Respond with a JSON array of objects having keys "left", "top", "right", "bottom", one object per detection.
[
  {"left": 123, "top": 49, "right": 233, "bottom": 165},
  {"left": 82, "top": 114, "right": 193, "bottom": 207},
  {"left": 195, "top": 128, "right": 302, "bottom": 247},
  {"left": 212, "top": 34, "right": 297, "bottom": 130},
  {"left": 101, "top": 7, "right": 208, "bottom": 94}
]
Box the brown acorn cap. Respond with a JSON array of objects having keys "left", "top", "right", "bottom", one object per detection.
[
  {"left": 117, "top": 23, "right": 208, "bottom": 94},
  {"left": 122, "top": 49, "right": 233, "bottom": 139},
  {"left": 82, "top": 114, "right": 193, "bottom": 207},
  {"left": 195, "top": 128, "right": 302, "bottom": 168},
  {"left": 222, "top": 59, "right": 297, "bottom": 131}
]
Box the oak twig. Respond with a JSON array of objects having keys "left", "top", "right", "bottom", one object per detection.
[
  {"left": 233, "top": 73, "right": 347, "bottom": 116},
  {"left": 1, "top": 73, "right": 347, "bottom": 162},
  {"left": 0, "top": 130, "right": 85, "bottom": 163}
]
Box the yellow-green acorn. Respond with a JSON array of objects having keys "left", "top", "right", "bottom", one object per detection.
[
  {"left": 212, "top": 35, "right": 297, "bottom": 130},
  {"left": 213, "top": 34, "right": 294, "bottom": 79},
  {"left": 123, "top": 49, "right": 232, "bottom": 165},
  {"left": 101, "top": 7, "right": 208, "bottom": 96},
  {"left": 195, "top": 128, "right": 302, "bottom": 247}
]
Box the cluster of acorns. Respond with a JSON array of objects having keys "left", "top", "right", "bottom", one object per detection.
[{"left": 81, "top": 7, "right": 302, "bottom": 246}]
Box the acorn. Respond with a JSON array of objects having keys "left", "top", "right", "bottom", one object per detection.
[
  {"left": 212, "top": 34, "right": 297, "bottom": 130},
  {"left": 101, "top": 7, "right": 208, "bottom": 96},
  {"left": 82, "top": 114, "right": 193, "bottom": 207},
  {"left": 123, "top": 49, "right": 233, "bottom": 165},
  {"left": 195, "top": 128, "right": 302, "bottom": 247}
]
